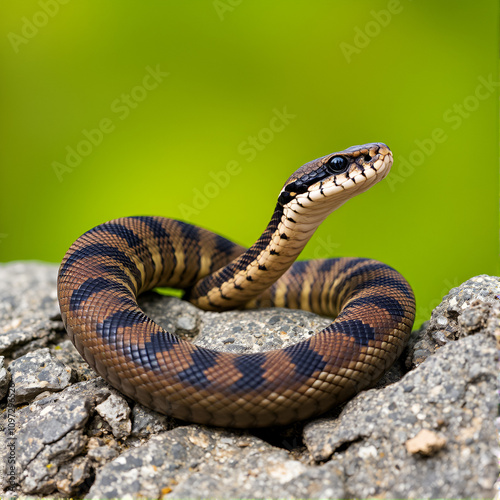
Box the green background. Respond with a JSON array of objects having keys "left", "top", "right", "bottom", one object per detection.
[{"left": 0, "top": 1, "right": 498, "bottom": 327}]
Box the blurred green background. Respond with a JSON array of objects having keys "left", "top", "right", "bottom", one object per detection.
[{"left": 0, "top": 1, "right": 498, "bottom": 327}]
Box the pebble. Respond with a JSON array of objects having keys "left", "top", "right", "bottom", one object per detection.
[
  {"left": 95, "top": 393, "right": 132, "bottom": 440},
  {"left": 130, "top": 404, "right": 173, "bottom": 438},
  {"left": 8, "top": 348, "right": 73, "bottom": 404},
  {"left": 405, "top": 429, "right": 447, "bottom": 456}
]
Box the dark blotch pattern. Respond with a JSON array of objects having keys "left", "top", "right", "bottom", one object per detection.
[
  {"left": 213, "top": 233, "right": 239, "bottom": 256},
  {"left": 288, "top": 260, "right": 309, "bottom": 276},
  {"left": 346, "top": 261, "right": 391, "bottom": 281},
  {"left": 231, "top": 353, "right": 267, "bottom": 391},
  {"left": 126, "top": 330, "right": 179, "bottom": 371},
  {"left": 70, "top": 277, "right": 133, "bottom": 311},
  {"left": 346, "top": 294, "right": 405, "bottom": 321},
  {"left": 87, "top": 223, "right": 144, "bottom": 247},
  {"left": 130, "top": 216, "right": 171, "bottom": 241},
  {"left": 177, "top": 349, "right": 219, "bottom": 388},
  {"left": 96, "top": 309, "right": 149, "bottom": 344},
  {"left": 331, "top": 319, "right": 377, "bottom": 347},
  {"left": 96, "top": 264, "right": 138, "bottom": 294},
  {"left": 284, "top": 339, "right": 327, "bottom": 379},
  {"left": 355, "top": 277, "right": 413, "bottom": 299},
  {"left": 60, "top": 243, "right": 142, "bottom": 285}
]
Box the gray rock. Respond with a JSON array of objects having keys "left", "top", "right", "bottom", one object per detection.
[
  {"left": 52, "top": 339, "right": 98, "bottom": 382},
  {"left": 88, "top": 425, "right": 325, "bottom": 500},
  {"left": 87, "top": 437, "right": 120, "bottom": 464},
  {"left": 131, "top": 404, "right": 174, "bottom": 437},
  {"left": 86, "top": 426, "right": 216, "bottom": 499},
  {"left": 195, "top": 307, "right": 332, "bottom": 353},
  {"left": 55, "top": 456, "right": 93, "bottom": 497},
  {"left": 406, "top": 275, "right": 500, "bottom": 369},
  {"left": 280, "top": 462, "right": 345, "bottom": 500},
  {"left": 140, "top": 291, "right": 333, "bottom": 354},
  {"left": 8, "top": 347, "right": 73, "bottom": 404},
  {"left": 303, "top": 333, "right": 497, "bottom": 498},
  {"left": 0, "top": 262, "right": 62, "bottom": 357},
  {"left": 0, "top": 263, "right": 497, "bottom": 499},
  {"left": 0, "top": 378, "right": 114, "bottom": 494},
  {"left": 21, "top": 429, "right": 88, "bottom": 494},
  {"left": 95, "top": 392, "right": 132, "bottom": 440},
  {"left": 139, "top": 292, "right": 200, "bottom": 339},
  {"left": 0, "top": 356, "right": 11, "bottom": 400}
]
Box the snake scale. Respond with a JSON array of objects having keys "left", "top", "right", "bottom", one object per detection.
[{"left": 57, "top": 142, "right": 415, "bottom": 428}]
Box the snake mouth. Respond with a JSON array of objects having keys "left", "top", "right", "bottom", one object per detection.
[
  {"left": 346, "top": 142, "right": 393, "bottom": 181},
  {"left": 278, "top": 143, "right": 393, "bottom": 208}
]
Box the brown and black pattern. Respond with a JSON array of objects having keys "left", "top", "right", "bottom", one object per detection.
[{"left": 57, "top": 143, "right": 416, "bottom": 428}]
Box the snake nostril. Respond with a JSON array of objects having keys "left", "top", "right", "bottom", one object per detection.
[{"left": 363, "top": 154, "right": 372, "bottom": 163}]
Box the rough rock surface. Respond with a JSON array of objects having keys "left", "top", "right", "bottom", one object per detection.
[
  {"left": 140, "top": 292, "right": 333, "bottom": 353},
  {"left": 405, "top": 274, "right": 500, "bottom": 369},
  {"left": 0, "top": 263, "right": 62, "bottom": 358},
  {"left": 95, "top": 392, "right": 132, "bottom": 440},
  {"left": 303, "top": 333, "right": 496, "bottom": 498},
  {"left": 0, "top": 357, "right": 11, "bottom": 400},
  {"left": 0, "top": 262, "right": 497, "bottom": 499},
  {"left": 8, "top": 347, "right": 73, "bottom": 404}
]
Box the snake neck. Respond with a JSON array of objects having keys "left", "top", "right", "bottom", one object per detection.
[{"left": 188, "top": 203, "right": 326, "bottom": 310}]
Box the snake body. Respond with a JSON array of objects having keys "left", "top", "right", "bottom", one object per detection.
[{"left": 57, "top": 143, "right": 415, "bottom": 428}]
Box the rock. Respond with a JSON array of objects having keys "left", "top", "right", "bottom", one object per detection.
[
  {"left": 0, "top": 357, "right": 11, "bottom": 400},
  {"left": 280, "top": 462, "right": 345, "bottom": 500},
  {"left": 0, "top": 378, "right": 114, "bottom": 494},
  {"left": 0, "top": 262, "right": 63, "bottom": 358},
  {"left": 131, "top": 404, "right": 173, "bottom": 438},
  {"left": 303, "top": 333, "right": 497, "bottom": 498},
  {"left": 406, "top": 275, "right": 500, "bottom": 369},
  {"left": 86, "top": 426, "right": 215, "bottom": 499},
  {"left": 52, "top": 339, "right": 99, "bottom": 382},
  {"left": 0, "top": 262, "right": 496, "bottom": 499},
  {"left": 142, "top": 291, "right": 332, "bottom": 354},
  {"left": 21, "top": 429, "right": 88, "bottom": 494},
  {"left": 87, "top": 426, "right": 337, "bottom": 500},
  {"left": 8, "top": 347, "right": 73, "bottom": 404},
  {"left": 87, "top": 438, "right": 120, "bottom": 464},
  {"left": 138, "top": 292, "right": 200, "bottom": 339},
  {"left": 195, "top": 307, "right": 331, "bottom": 353},
  {"left": 95, "top": 393, "right": 132, "bottom": 440},
  {"left": 405, "top": 429, "right": 447, "bottom": 456},
  {"left": 55, "top": 456, "right": 93, "bottom": 497}
]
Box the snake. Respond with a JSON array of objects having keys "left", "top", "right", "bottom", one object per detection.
[{"left": 57, "top": 142, "right": 415, "bottom": 428}]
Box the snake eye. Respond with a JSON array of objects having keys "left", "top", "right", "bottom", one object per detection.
[{"left": 327, "top": 156, "right": 349, "bottom": 174}]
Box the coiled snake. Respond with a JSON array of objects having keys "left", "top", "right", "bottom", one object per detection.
[{"left": 57, "top": 142, "right": 415, "bottom": 428}]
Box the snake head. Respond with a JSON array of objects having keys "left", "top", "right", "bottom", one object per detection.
[{"left": 277, "top": 143, "right": 393, "bottom": 212}]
